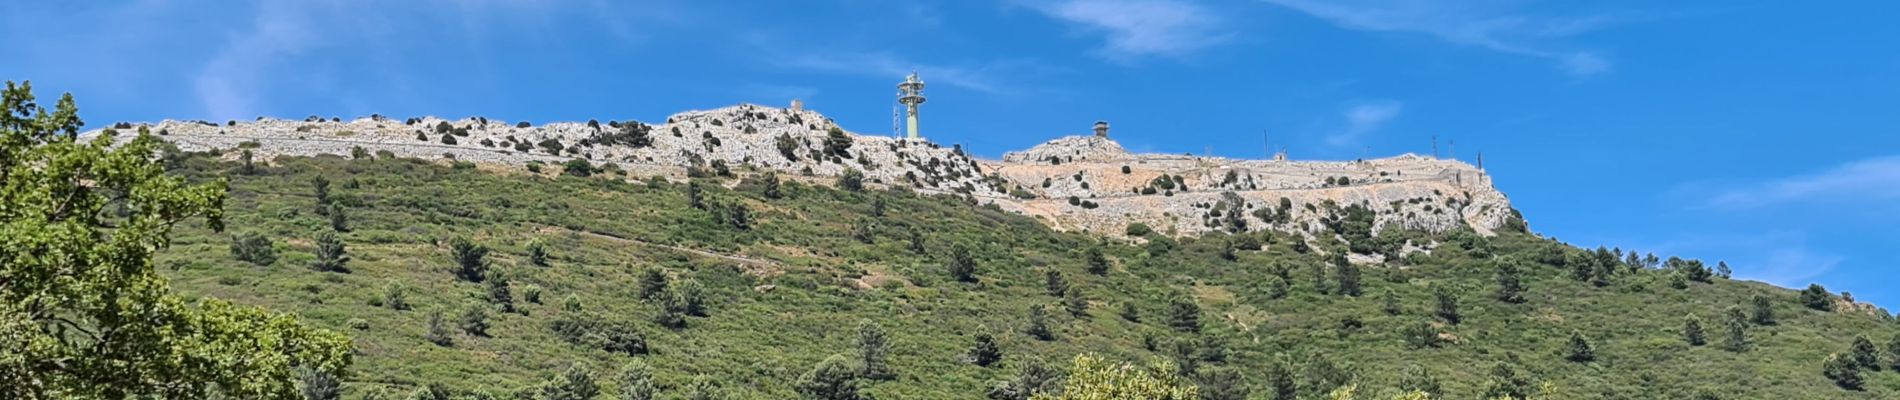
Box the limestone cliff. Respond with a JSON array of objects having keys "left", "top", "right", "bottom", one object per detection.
[{"left": 91, "top": 104, "right": 1517, "bottom": 239}]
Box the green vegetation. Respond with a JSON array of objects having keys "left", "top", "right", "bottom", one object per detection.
[{"left": 17, "top": 85, "right": 1895, "bottom": 398}]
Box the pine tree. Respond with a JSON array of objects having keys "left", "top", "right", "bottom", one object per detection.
[
  {"left": 1194, "top": 366, "right": 1249, "bottom": 400},
  {"left": 1433, "top": 285, "right": 1461, "bottom": 324},
  {"left": 1851, "top": 335, "right": 1880, "bottom": 370},
  {"left": 1382, "top": 288, "right": 1401, "bottom": 315},
  {"left": 637, "top": 268, "right": 669, "bottom": 301},
  {"left": 425, "top": 309, "right": 453, "bottom": 347},
  {"left": 1333, "top": 257, "right": 1362, "bottom": 296},
  {"left": 949, "top": 243, "right": 978, "bottom": 283},
  {"left": 1299, "top": 352, "right": 1349, "bottom": 399},
  {"left": 1887, "top": 335, "right": 1900, "bottom": 371},
  {"left": 1802, "top": 284, "right": 1833, "bottom": 311},
  {"left": 458, "top": 303, "right": 489, "bottom": 337},
  {"left": 1721, "top": 306, "right": 1748, "bottom": 352},
  {"left": 449, "top": 236, "right": 488, "bottom": 283},
  {"left": 485, "top": 270, "right": 514, "bottom": 313},
  {"left": 1397, "top": 364, "right": 1441, "bottom": 397},
  {"left": 856, "top": 319, "right": 891, "bottom": 380},
  {"left": 1683, "top": 314, "right": 1706, "bottom": 346},
  {"left": 1085, "top": 247, "right": 1110, "bottom": 275},
  {"left": 1167, "top": 296, "right": 1202, "bottom": 333},
  {"left": 328, "top": 203, "right": 348, "bottom": 232},
  {"left": 1309, "top": 262, "right": 1330, "bottom": 295},
  {"left": 1751, "top": 295, "right": 1776, "bottom": 325},
  {"left": 1823, "top": 353, "right": 1865, "bottom": 390},
  {"left": 617, "top": 360, "right": 657, "bottom": 400},
  {"left": 1264, "top": 357, "right": 1296, "bottom": 400},
  {"left": 1481, "top": 362, "right": 1531, "bottom": 400},
  {"left": 1118, "top": 302, "right": 1141, "bottom": 322},
  {"left": 1565, "top": 331, "right": 1596, "bottom": 362},
  {"left": 526, "top": 238, "right": 549, "bottom": 267},
  {"left": 1063, "top": 287, "right": 1089, "bottom": 317},
  {"left": 795, "top": 354, "right": 866, "bottom": 400},
  {"left": 1496, "top": 261, "right": 1526, "bottom": 303},
  {"left": 1026, "top": 305, "right": 1054, "bottom": 341},
  {"left": 309, "top": 231, "right": 350, "bottom": 273},
  {"left": 970, "top": 330, "right": 1003, "bottom": 367},
  {"left": 541, "top": 364, "right": 600, "bottom": 400},
  {"left": 762, "top": 171, "right": 783, "bottom": 199},
  {"left": 1044, "top": 269, "right": 1068, "bottom": 296}
]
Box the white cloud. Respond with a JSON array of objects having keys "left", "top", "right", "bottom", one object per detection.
[
  {"left": 1258, "top": 0, "right": 1614, "bottom": 76},
  {"left": 1737, "top": 247, "right": 1844, "bottom": 289},
  {"left": 772, "top": 51, "right": 1039, "bottom": 96},
  {"left": 1328, "top": 101, "right": 1402, "bottom": 146},
  {"left": 1024, "top": 0, "right": 1228, "bottom": 60},
  {"left": 194, "top": 2, "right": 325, "bottom": 120},
  {"left": 1708, "top": 155, "right": 1900, "bottom": 209}
]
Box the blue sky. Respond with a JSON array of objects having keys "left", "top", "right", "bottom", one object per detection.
[{"left": 5, "top": 0, "right": 1897, "bottom": 306}]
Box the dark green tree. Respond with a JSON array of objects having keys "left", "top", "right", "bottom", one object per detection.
[
  {"left": 1118, "top": 302, "right": 1141, "bottom": 322},
  {"left": 1194, "top": 366, "right": 1249, "bottom": 400},
  {"left": 526, "top": 238, "right": 549, "bottom": 267},
  {"left": 1084, "top": 247, "right": 1110, "bottom": 275},
  {"left": 541, "top": 364, "right": 601, "bottom": 400},
  {"left": 970, "top": 330, "right": 1003, "bottom": 367},
  {"left": 1063, "top": 287, "right": 1089, "bottom": 317},
  {"left": 1802, "top": 284, "right": 1833, "bottom": 311},
  {"left": 1264, "top": 357, "right": 1296, "bottom": 400},
  {"left": 795, "top": 354, "right": 866, "bottom": 400},
  {"left": 312, "top": 175, "right": 331, "bottom": 210},
  {"left": 762, "top": 171, "right": 783, "bottom": 199},
  {"left": 1167, "top": 296, "right": 1202, "bottom": 333},
  {"left": 1299, "top": 352, "right": 1349, "bottom": 399},
  {"left": 637, "top": 268, "right": 669, "bottom": 300},
  {"left": 1381, "top": 288, "right": 1401, "bottom": 315},
  {"left": 450, "top": 236, "right": 489, "bottom": 282},
  {"left": 1397, "top": 364, "right": 1441, "bottom": 397},
  {"left": 823, "top": 127, "right": 853, "bottom": 159},
  {"left": 1823, "top": 353, "right": 1864, "bottom": 391},
  {"left": 1481, "top": 362, "right": 1532, "bottom": 400},
  {"left": 1684, "top": 314, "right": 1706, "bottom": 346},
  {"left": 1495, "top": 260, "right": 1526, "bottom": 303},
  {"left": 328, "top": 203, "right": 348, "bottom": 232},
  {"left": 563, "top": 158, "right": 594, "bottom": 177},
  {"left": 310, "top": 231, "right": 350, "bottom": 272},
  {"left": 985, "top": 357, "right": 1061, "bottom": 400},
  {"left": 297, "top": 366, "right": 341, "bottom": 400},
  {"left": 856, "top": 319, "right": 892, "bottom": 380},
  {"left": 425, "top": 309, "right": 453, "bottom": 347},
  {"left": 1044, "top": 269, "right": 1069, "bottom": 296},
  {"left": 617, "top": 359, "right": 658, "bottom": 400},
  {"left": 1721, "top": 306, "right": 1748, "bottom": 352},
  {"left": 459, "top": 303, "right": 489, "bottom": 337},
  {"left": 1433, "top": 285, "right": 1461, "bottom": 324},
  {"left": 1751, "top": 295, "right": 1776, "bottom": 325},
  {"left": 486, "top": 269, "right": 514, "bottom": 313},
  {"left": 1333, "top": 257, "right": 1361, "bottom": 296},
  {"left": 230, "top": 232, "right": 278, "bottom": 266},
  {"left": 948, "top": 243, "right": 977, "bottom": 283},
  {"left": 1565, "top": 331, "right": 1596, "bottom": 362},
  {"left": 673, "top": 278, "right": 707, "bottom": 317},
  {"left": 837, "top": 168, "right": 865, "bottom": 192},
  {"left": 1402, "top": 321, "right": 1441, "bottom": 349},
  {"left": 1026, "top": 305, "right": 1055, "bottom": 341},
  {"left": 1851, "top": 335, "right": 1880, "bottom": 370},
  {"left": 1888, "top": 335, "right": 1900, "bottom": 371}
]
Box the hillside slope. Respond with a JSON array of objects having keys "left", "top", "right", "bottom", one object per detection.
[{"left": 150, "top": 150, "right": 1900, "bottom": 399}]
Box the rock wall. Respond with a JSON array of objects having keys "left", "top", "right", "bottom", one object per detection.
[{"left": 91, "top": 104, "right": 1517, "bottom": 238}]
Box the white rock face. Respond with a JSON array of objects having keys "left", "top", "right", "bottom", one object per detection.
[{"left": 89, "top": 104, "right": 1518, "bottom": 238}]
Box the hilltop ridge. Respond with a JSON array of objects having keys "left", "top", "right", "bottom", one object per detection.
[{"left": 94, "top": 103, "right": 1517, "bottom": 241}]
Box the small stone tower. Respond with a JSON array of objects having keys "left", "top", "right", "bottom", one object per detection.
[{"left": 1093, "top": 120, "right": 1109, "bottom": 138}]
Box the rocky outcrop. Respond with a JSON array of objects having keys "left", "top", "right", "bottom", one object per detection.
[{"left": 91, "top": 104, "right": 1517, "bottom": 238}]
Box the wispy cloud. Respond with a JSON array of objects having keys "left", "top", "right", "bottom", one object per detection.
[
  {"left": 770, "top": 50, "right": 1058, "bottom": 97},
  {"left": 1258, "top": 0, "right": 1615, "bottom": 76},
  {"left": 1328, "top": 101, "right": 1403, "bottom": 146},
  {"left": 195, "top": 2, "right": 325, "bottom": 120},
  {"left": 1707, "top": 155, "right": 1900, "bottom": 209},
  {"left": 1022, "top": 0, "right": 1228, "bottom": 60}
]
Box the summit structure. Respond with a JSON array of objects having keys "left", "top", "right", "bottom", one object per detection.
[{"left": 897, "top": 72, "right": 926, "bottom": 140}]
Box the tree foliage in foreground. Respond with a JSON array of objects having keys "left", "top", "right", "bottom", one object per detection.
[
  {"left": 0, "top": 81, "right": 350, "bottom": 399},
  {"left": 1030, "top": 354, "right": 1196, "bottom": 400}
]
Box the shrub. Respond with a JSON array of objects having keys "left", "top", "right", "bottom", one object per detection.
[
  {"left": 549, "top": 317, "right": 649, "bottom": 356},
  {"left": 563, "top": 158, "right": 594, "bottom": 177},
  {"left": 948, "top": 243, "right": 977, "bottom": 283},
  {"left": 459, "top": 303, "right": 489, "bottom": 336},
  {"left": 776, "top": 133, "right": 801, "bottom": 161},
  {"left": 347, "top": 318, "right": 369, "bottom": 330},
  {"left": 1802, "top": 284, "right": 1832, "bottom": 311},
  {"left": 837, "top": 168, "right": 865, "bottom": 192},
  {"left": 969, "top": 331, "right": 1002, "bottom": 367},
  {"left": 1121, "top": 165, "right": 1131, "bottom": 174},
  {"left": 425, "top": 310, "right": 453, "bottom": 347},
  {"left": 521, "top": 284, "right": 543, "bottom": 304},
  {"left": 1124, "top": 223, "right": 1152, "bottom": 237},
  {"left": 824, "top": 127, "right": 853, "bottom": 159},
  {"left": 516, "top": 121, "right": 532, "bottom": 128},
  {"left": 382, "top": 282, "right": 410, "bottom": 310},
  {"left": 526, "top": 238, "right": 549, "bottom": 267},
  {"left": 229, "top": 232, "right": 277, "bottom": 266},
  {"left": 796, "top": 354, "right": 866, "bottom": 400},
  {"left": 439, "top": 134, "right": 457, "bottom": 145}
]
